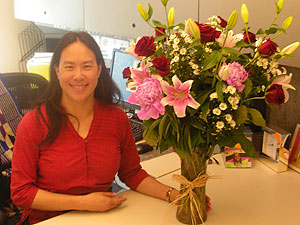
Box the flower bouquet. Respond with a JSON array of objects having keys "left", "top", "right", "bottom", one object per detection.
[{"left": 122, "top": 0, "right": 299, "bottom": 224}]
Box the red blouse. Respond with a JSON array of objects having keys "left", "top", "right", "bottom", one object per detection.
[{"left": 10, "top": 101, "right": 149, "bottom": 224}]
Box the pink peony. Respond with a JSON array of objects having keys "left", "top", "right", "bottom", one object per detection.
[
  {"left": 128, "top": 77, "right": 165, "bottom": 120},
  {"left": 225, "top": 62, "right": 248, "bottom": 92}
]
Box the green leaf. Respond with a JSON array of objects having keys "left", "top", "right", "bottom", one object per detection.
[
  {"left": 234, "top": 134, "right": 257, "bottom": 157},
  {"left": 201, "top": 50, "right": 223, "bottom": 72},
  {"left": 188, "top": 118, "right": 205, "bottom": 131},
  {"left": 216, "top": 80, "right": 225, "bottom": 102},
  {"left": 176, "top": 23, "right": 185, "bottom": 30},
  {"left": 158, "top": 137, "right": 173, "bottom": 152},
  {"left": 154, "top": 35, "right": 168, "bottom": 42},
  {"left": 196, "top": 89, "right": 214, "bottom": 105},
  {"left": 265, "top": 27, "right": 278, "bottom": 35},
  {"left": 183, "top": 124, "right": 192, "bottom": 154},
  {"left": 158, "top": 114, "right": 169, "bottom": 138},
  {"left": 235, "top": 105, "right": 248, "bottom": 124},
  {"left": 200, "top": 102, "right": 210, "bottom": 122},
  {"left": 143, "top": 127, "right": 159, "bottom": 146},
  {"left": 218, "top": 136, "right": 237, "bottom": 148},
  {"left": 247, "top": 108, "right": 266, "bottom": 127},
  {"left": 152, "top": 20, "right": 167, "bottom": 29},
  {"left": 243, "top": 79, "right": 252, "bottom": 97},
  {"left": 235, "top": 40, "right": 251, "bottom": 48},
  {"left": 147, "top": 3, "right": 153, "bottom": 20},
  {"left": 222, "top": 47, "right": 242, "bottom": 56},
  {"left": 191, "top": 128, "right": 205, "bottom": 146},
  {"left": 256, "top": 28, "right": 265, "bottom": 35}
]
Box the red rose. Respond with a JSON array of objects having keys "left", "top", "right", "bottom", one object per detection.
[
  {"left": 266, "top": 84, "right": 285, "bottom": 106},
  {"left": 243, "top": 31, "right": 256, "bottom": 44},
  {"left": 122, "top": 67, "right": 131, "bottom": 79},
  {"left": 258, "top": 39, "right": 277, "bottom": 56},
  {"left": 217, "top": 16, "right": 227, "bottom": 28},
  {"left": 195, "top": 22, "right": 221, "bottom": 43},
  {"left": 134, "top": 36, "right": 156, "bottom": 57},
  {"left": 152, "top": 56, "right": 170, "bottom": 76},
  {"left": 155, "top": 27, "right": 165, "bottom": 37}
]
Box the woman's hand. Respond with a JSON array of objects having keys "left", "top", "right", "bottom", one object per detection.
[{"left": 81, "top": 192, "right": 127, "bottom": 212}]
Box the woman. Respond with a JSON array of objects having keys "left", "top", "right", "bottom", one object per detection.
[{"left": 10, "top": 32, "right": 183, "bottom": 225}]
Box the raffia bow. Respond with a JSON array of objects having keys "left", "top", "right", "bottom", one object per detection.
[{"left": 170, "top": 173, "right": 219, "bottom": 225}]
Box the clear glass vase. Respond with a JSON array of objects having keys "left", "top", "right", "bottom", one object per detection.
[{"left": 175, "top": 148, "right": 208, "bottom": 224}]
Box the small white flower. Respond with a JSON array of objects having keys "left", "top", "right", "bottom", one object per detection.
[
  {"left": 185, "top": 36, "right": 192, "bottom": 43},
  {"left": 233, "top": 97, "right": 240, "bottom": 105},
  {"left": 228, "top": 96, "right": 235, "bottom": 104},
  {"left": 210, "top": 92, "right": 218, "bottom": 100},
  {"left": 257, "top": 61, "right": 263, "bottom": 67},
  {"left": 174, "top": 38, "right": 180, "bottom": 45},
  {"left": 180, "top": 48, "right": 187, "bottom": 55},
  {"left": 191, "top": 64, "right": 199, "bottom": 69},
  {"left": 262, "top": 85, "right": 266, "bottom": 91},
  {"left": 213, "top": 108, "right": 221, "bottom": 115},
  {"left": 216, "top": 121, "right": 225, "bottom": 129},
  {"left": 229, "top": 120, "right": 236, "bottom": 128},
  {"left": 172, "top": 55, "right": 180, "bottom": 63},
  {"left": 225, "top": 114, "right": 232, "bottom": 122},
  {"left": 170, "top": 34, "right": 176, "bottom": 40},
  {"left": 173, "top": 44, "right": 179, "bottom": 51},
  {"left": 232, "top": 104, "right": 238, "bottom": 110},
  {"left": 227, "top": 86, "right": 236, "bottom": 94},
  {"left": 193, "top": 69, "right": 200, "bottom": 75},
  {"left": 219, "top": 103, "right": 227, "bottom": 110}
]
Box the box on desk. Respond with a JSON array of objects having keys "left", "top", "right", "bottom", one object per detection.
[
  {"left": 224, "top": 129, "right": 252, "bottom": 168},
  {"left": 259, "top": 125, "right": 291, "bottom": 172}
]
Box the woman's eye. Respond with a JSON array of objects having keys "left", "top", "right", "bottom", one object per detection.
[
  {"left": 84, "top": 65, "right": 93, "bottom": 69},
  {"left": 64, "top": 66, "right": 73, "bottom": 70}
]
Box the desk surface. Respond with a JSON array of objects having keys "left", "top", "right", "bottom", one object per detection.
[{"left": 36, "top": 153, "right": 300, "bottom": 225}]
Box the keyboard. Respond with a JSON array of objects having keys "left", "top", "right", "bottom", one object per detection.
[{"left": 129, "top": 119, "right": 145, "bottom": 142}]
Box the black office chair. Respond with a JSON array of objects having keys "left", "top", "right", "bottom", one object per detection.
[
  {"left": 0, "top": 72, "right": 48, "bottom": 225},
  {"left": 1, "top": 72, "right": 49, "bottom": 114}
]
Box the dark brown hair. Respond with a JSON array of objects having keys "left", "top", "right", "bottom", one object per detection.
[{"left": 36, "top": 31, "right": 121, "bottom": 146}]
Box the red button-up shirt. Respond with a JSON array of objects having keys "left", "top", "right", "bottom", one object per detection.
[{"left": 11, "top": 101, "right": 149, "bottom": 224}]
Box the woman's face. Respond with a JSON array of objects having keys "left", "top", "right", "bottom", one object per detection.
[{"left": 55, "top": 41, "right": 101, "bottom": 105}]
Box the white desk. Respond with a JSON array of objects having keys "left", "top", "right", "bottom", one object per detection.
[{"left": 36, "top": 153, "right": 300, "bottom": 225}]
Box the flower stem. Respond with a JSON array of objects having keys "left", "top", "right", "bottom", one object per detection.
[{"left": 242, "top": 96, "right": 265, "bottom": 104}]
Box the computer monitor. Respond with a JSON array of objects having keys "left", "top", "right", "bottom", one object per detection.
[{"left": 110, "top": 49, "right": 140, "bottom": 111}]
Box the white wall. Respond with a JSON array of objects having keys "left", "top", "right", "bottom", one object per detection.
[{"left": 0, "top": 0, "right": 30, "bottom": 73}]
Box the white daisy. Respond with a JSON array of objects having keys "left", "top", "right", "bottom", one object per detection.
[
  {"left": 219, "top": 103, "right": 227, "bottom": 110},
  {"left": 225, "top": 114, "right": 232, "bottom": 122},
  {"left": 229, "top": 120, "right": 236, "bottom": 128},
  {"left": 213, "top": 108, "right": 221, "bottom": 115},
  {"left": 210, "top": 92, "right": 218, "bottom": 100},
  {"left": 180, "top": 48, "right": 187, "bottom": 55},
  {"left": 216, "top": 121, "right": 225, "bottom": 129}
]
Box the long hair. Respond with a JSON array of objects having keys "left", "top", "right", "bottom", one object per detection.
[{"left": 36, "top": 31, "right": 121, "bottom": 146}]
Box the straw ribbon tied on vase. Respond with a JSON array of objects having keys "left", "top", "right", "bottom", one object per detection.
[{"left": 171, "top": 173, "right": 220, "bottom": 225}]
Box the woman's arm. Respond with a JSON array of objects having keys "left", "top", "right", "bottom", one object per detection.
[
  {"left": 31, "top": 189, "right": 126, "bottom": 212},
  {"left": 136, "top": 176, "right": 179, "bottom": 202}
]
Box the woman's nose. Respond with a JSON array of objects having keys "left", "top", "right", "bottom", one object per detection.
[{"left": 72, "top": 68, "right": 84, "bottom": 80}]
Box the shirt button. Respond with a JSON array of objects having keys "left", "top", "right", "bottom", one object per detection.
[
  {"left": 87, "top": 165, "right": 91, "bottom": 168},
  {"left": 84, "top": 140, "right": 88, "bottom": 143}
]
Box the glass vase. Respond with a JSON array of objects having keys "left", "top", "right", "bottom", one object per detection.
[{"left": 175, "top": 147, "right": 208, "bottom": 225}]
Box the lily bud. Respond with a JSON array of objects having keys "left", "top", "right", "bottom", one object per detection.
[
  {"left": 276, "top": 0, "right": 284, "bottom": 14},
  {"left": 227, "top": 10, "right": 238, "bottom": 30},
  {"left": 219, "top": 64, "right": 229, "bottom": 81},
  {"left": 280, "top": 41, "right": 300, "bottom": 56},
  {"left": 282, "top": 16, "right": 293, "bottom": 30},
  {"left": 161, "top": 0, "right": 168, "bottom": 6},
  {"left": 241, "top": 4, "right": 249, "bottom": 24},
  {"left": 185, "top": 18, "right": 200, "bottom": 40},
  {"left": 167, "top": 7, "right": 175, "bottom": 27},
  {"left": 137, "top": 3, "right": 148, "bottom": 21}
]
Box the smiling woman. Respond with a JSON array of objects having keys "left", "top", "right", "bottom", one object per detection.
[{"left": 9, "top": 31, "right": 189, "bottom": 225}]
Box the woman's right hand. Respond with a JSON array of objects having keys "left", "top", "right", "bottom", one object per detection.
[{"left": 81, "top": 192, "right": 127, "bottom": 212}]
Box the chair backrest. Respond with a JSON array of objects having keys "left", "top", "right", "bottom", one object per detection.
[{"left": 1, "top": 73, "right": 49, "bottom": 114}]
